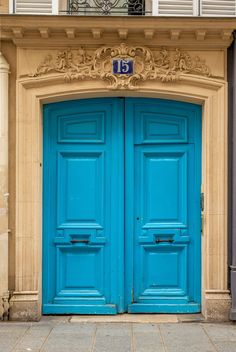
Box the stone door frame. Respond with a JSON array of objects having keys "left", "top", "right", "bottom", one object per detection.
[{"left": 9, "top": 73, "right": 230, "bottom": 321}]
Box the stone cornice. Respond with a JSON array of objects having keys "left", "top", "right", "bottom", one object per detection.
[{"left": 0, "top": 15, "right": 235, "bottom": 49}]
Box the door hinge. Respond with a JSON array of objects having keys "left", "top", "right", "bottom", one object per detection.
[
  {"left": 201, "top": 215, "right": 204, "bottom": 234},
  {"left": 201, "top": 192, "right": 204, "bottom": 212}
]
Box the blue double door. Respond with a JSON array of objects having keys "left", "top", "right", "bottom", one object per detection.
[{"left": 43, "top": 98, "right": 201, "bottom": 314}]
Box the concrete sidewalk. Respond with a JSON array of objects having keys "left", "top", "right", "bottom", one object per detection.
[{"left": 1, "top": 316, "right": 236, "bottom": 352}]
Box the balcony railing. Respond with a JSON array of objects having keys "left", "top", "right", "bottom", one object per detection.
[
  {"left": 66, "top": 0, "right": 148, "bottom": 16},
  {"left": 11, "top": 0, "right": 236, "bottom": 17}
]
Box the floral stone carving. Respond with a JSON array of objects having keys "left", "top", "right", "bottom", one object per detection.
[{"left": 31, "top": 43, "right": 211, "bottom": 89}]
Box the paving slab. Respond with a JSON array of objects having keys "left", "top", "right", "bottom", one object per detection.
[
  {"left": 51, "top": 322, "right": 96, "bottom": 335},
  {"left": 212, "top": 341, "right": 236, "bottom": 352},
  {"left": 160, "top": 323, "right": 217, "bottom": 352},
  {"left": 132, "top": 324, "right": 165, "bottom": 352},
  {"left": 0, "top": 325, "right": 30, "bottom": 333},
  {"left": 93, "top": 323, "right": 132, "bottom": 352},
  {"left": 95, "top": 323, "right": 132, "bottom": 339},
  {"left": 13, "top": 325, "right": 53, "bottom": 351},
  {"left": 0, "top": 339, "right": 24, "bottom": 352},
  {"left": 203, "top": 323, "right": 236, "bottom": 342},
  {"left": 40, "top": 322, "right": 96, "bottom": 352},
  {"left": 41, "top": 334, "right": 93, "bottom": 351},
  {"left": 0, "top": 325, "right": 30, "bottom": 352},
  {"left": 14, "top": 349, "right": 41, "bottom": 352},
  {"left": 94, "top": 335, "right": 132, "bottom": 352}
]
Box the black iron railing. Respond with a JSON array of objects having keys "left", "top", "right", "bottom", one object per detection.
[{"left": 66, "top": 0, "right": 148, "bottom": 15}]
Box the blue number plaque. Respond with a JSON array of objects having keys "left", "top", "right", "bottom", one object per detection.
[{"left": 112, "top": 59, "right": 134, "bottom": 75}]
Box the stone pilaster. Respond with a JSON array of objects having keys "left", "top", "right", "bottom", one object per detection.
[
  {"left": 230, "top": 32, "right": 236, "bottom": 321},
  {"left": 0, "top": 52, "right": 10, "bottom": 320}
]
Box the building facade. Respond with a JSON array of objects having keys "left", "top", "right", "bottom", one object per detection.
[{"left": 1, "top": 0, "right": 236, "bottom": 321}]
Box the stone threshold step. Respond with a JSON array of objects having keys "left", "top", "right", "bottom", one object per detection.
[{"left": 70, "top": 314, "right": 204, "bottom": 324}]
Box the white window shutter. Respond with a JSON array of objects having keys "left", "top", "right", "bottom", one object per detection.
[
  {"left": 201, "top": 0, "right": 236, "bottom": 16},
  {"left": 14, "top": 0, "right": 57, "bottom": 14},
  {"left": 154, "top": 0, "right": 198, "bottom": 16}
]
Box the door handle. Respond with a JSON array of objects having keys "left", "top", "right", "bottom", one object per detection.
[
  {"left": 155, "top": 239, "right": 174, "bottom": 244},
  {"left": 70, "top": 239, "right": 90, "bottom": 244}
]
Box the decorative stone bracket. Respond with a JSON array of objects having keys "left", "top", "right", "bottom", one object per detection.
[{"left": 31, "top": 43, "right": 211, "bottom": 89}]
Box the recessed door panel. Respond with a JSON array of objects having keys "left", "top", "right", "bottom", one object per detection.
[
  {"left": 58, "top": 112, "right": 105, "bottom": 143},
  {"left": 141, "top": 244, "right": 187, "bottom": 296},
  {"left": 141, "top": 150, "right": 187, "bottom": 226},
  {"left": 134, "top": 112, "right": 188, "bottom": 144},
  {"left": 56, "top": 246, "right": 104, "bottom": 298},
  {"left": 57, "top": 152, "right": 104, "bottom": 227}
]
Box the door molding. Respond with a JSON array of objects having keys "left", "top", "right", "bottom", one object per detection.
[{"left": 10, "top": 74, "right": 230, "bottom": 321}]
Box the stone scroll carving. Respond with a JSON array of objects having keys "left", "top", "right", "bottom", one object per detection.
[{"left": 31, "top": 43, "right": 211, "bottom": 89}]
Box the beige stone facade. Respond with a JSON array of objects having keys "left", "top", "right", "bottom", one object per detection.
[
  {"left": 0, "top": 0, "right": 9, "bottom": 14},
  {"left": 1, "top": 15, "right": 236, "bottom": 321}
]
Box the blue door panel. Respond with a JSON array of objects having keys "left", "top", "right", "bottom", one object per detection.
[
  {"left": 140, "top": 244, "right": 188, "bottom": 298},
  {"left": 137, "top": 148, "right": 188, "bottom": 227},
  {"left": 134, "top": 110, "right": 188, "bottom": 144},
  {"left": 58, "top": 112, "right": 105, "bottom": 143},
  {"left": 43, "top": 98, "right": 124, "bottom": 314},
  {"left": 43, "top": 97, "right": 201, "bottom": 314},
  {"left": 125, "top": 98, "right": 201, "bottom": 313},
  {"left": 55, "top": 245, "right": 105, "bottom": 300},
  {"left": 57, "top": 151, "right": 104, "bottom": 226}
]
